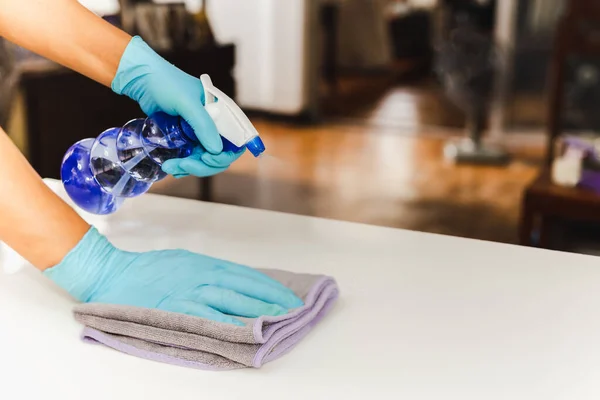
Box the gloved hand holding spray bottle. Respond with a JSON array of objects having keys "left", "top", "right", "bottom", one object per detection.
[{"left": 61, "top": 74, "right": 265, "bottom": 215}]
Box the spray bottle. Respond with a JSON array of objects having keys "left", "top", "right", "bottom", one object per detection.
[{"left": 60, "top": 74, "right": 265, "bottom": 215}]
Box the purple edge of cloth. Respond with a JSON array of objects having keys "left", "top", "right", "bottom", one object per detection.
[
  {"left": 261, "top": 289, "right": 339, "bottom": 365},
  {"left": 81, "top": 329, "right": 232, "bottom": 371},
  {"left": 252, "top": 282, "right": 338, "bottom": 367},
  {"left": 80, "top": 276, "right": 339, "bottom": 371},
  {"left": 253, "top": 276, "right": 334, "bottom": 341}
]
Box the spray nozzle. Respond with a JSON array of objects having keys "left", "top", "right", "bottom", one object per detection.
[{"left": 201, "top": 74, "right": 265, "bottom": 157}]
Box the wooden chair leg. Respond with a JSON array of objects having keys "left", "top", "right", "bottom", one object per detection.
[
  {"left": 199, "top": 177, "right": 213, "bottom": 202},
  {"left": 518, "top": 194, "right": 535, "bottom": 246},
  {"left": 321, "top": 4, "right": 339, "bottom": 91},
  {"left": 539, "top": 216, "right": 559, "bottom": 250}
]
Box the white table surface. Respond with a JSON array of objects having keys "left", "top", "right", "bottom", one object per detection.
[{"left": 2, "top": 179, "right": 600, "bottom": 399}]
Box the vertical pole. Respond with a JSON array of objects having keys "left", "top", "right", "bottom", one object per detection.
[{"left": 489, "top": 0, "right": 518, "bottom": 142}]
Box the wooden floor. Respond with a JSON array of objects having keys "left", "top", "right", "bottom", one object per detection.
[
  {"left": 321, "top": 72, "right": 466, "bottom": 129},
  {"left": 150, "top": 116, "right": 544, "bottom": 245},
  {"left": 150, "top": 72, "right": 546, "bottom": 245}
]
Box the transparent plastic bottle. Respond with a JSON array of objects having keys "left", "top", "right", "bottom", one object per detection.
[{"left": 60, "top": 112, "right": 251, "bottom": 215}]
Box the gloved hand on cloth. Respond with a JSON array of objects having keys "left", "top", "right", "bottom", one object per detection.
[{"left": 44, "top": 227, "right": 304, "bottom": 326}]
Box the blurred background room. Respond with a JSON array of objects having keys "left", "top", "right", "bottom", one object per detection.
[{"left": 2, "top": 0, "right": 600, "bottom": 255}]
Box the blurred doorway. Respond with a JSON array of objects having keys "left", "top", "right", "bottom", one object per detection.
[{"left": 317, "top": 0, "right": 499, "bottom": 135}]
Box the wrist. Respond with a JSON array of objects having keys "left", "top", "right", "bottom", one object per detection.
[
  {"left": 43, "top": 226, "right": 121, "bottom": 302},
  {"left": 111, "top": 36, "right": 167, "bottom": 98}
]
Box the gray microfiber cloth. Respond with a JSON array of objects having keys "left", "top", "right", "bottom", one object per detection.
[{"left": 72, "top": 269, "right": 339, "bottom": 370}]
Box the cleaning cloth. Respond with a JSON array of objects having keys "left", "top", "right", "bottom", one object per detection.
[{"left": 72, "top": 269, "right": 339, "bottom": 370}]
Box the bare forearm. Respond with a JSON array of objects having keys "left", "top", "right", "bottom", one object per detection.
[
  {"left": 0, "top": 2, "right": 130, "bottom": 269},
  {"left": 0, "top": 130, "right": 89, "bottom": 270},
  {"left": 0, "top": 0, "right": 130, "bottom": 86}
]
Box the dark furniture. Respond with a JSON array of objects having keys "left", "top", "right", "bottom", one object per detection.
[
  {"left": 320, "top": 1, "right": 341, "bottom": 92},
  {"left": 519, "top": 171, "right": 600, "bottom": 248},
  {"left": 544, "top": 0, "right": 600, "bottom": 165},
  {"left": 519, "top": 0, "right": 600, "bottom": 248},
  {"left": 17, "top": 44, "right": 235, "bottom": 201}
]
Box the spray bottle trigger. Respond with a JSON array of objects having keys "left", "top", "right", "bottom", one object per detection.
[
  {"left": 202, "top": 75, "right": 217, "bottom": 105},
  {"left": 199, "top": 74, "right": 264, "bottom": 156}
]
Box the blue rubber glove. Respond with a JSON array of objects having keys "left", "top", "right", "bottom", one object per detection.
[
  {"left": 162, "top": 146, "right": 245, "bottom": 179},
  {"left": 44, "top": 227, "right": 304, "bottom": 326},
  {"left": 112, "top": 36, "right": 244, "bottom": 177}
]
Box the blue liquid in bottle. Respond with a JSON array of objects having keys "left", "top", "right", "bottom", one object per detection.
[{"left": 60, "top": 112, "right": 260, "bottom": 215}]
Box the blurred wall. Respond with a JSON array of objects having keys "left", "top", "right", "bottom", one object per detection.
[{"left": 207, "top": 0, "right": 311, "bottom": 115}]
